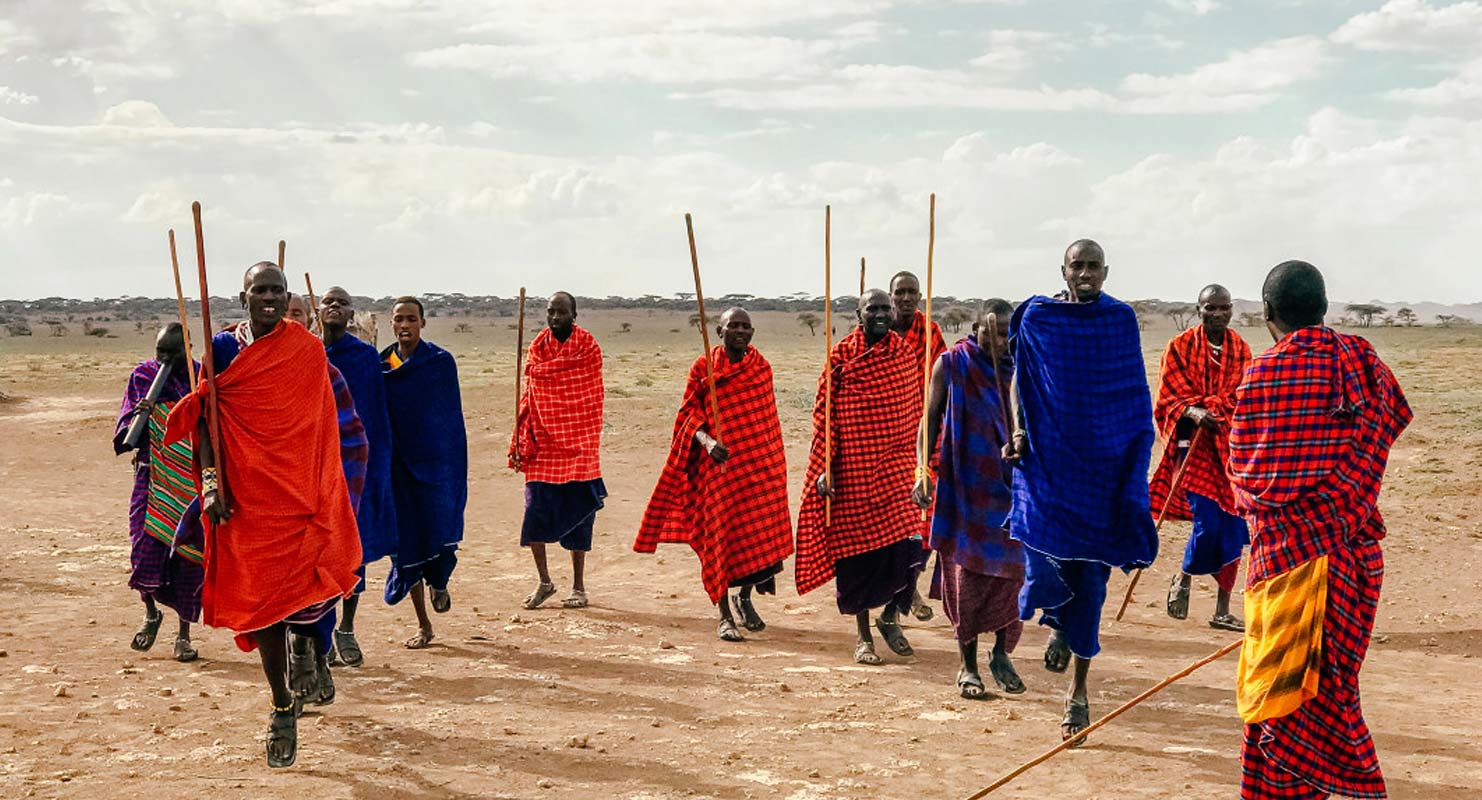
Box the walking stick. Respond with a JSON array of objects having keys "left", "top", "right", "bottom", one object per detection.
[
  {"left": 859, "top": 256, "right": 866, "bottom": 295},
  {"left": 684, "top": 214, "right": 725, "bottom": 454},
  {"left": 168, "top": 229, "right": 197, "bottom": 387},
  {"left": 1115, "top": 425, "right": 1211, "bottom": 621},
  {"left": 918, "top": 193, "right": 936, "bottom": 521},
  {"left": 823, "top": 205, "right": 833, "bottom": 527},
  {"left": 278, "top": 239, "right": 286, "bottom": 270},
  {"left": 963, "top": 638, "right": 1241, "bottom": 799},
  {"left": 514, "top": 287, "right": 526, "bottom": 440},
  {"left": 192, "top": 202, "right": 228, "bottom": 507},
  {"left": 303, "top": 272, "right": 319, "bottom": 334}
]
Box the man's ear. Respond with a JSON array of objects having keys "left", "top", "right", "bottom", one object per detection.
[{"left": 239, "top": 291, "right": 248, "bottom": 308}]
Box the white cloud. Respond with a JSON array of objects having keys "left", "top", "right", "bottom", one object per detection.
[
  {"left": 0, "top": 86, "right": 39, "bottom": 105},
  {"left": 1163, "top": 0, "right": 1221, "bottom": 15},
  {"left": 0, "top": 191, "right": 78, "bottom": 229},
  {"left": 1332, "top": 0, "right": 1482, "bottom": 53},
  {"left": 969, "top": 30, "right": 1065, "bottom": 72},
  {"left": 1119, "top": 36, "right": 1327, "bottom": 112},
  {"left": 100, "top": 100, "right": 173, "bottom": 128},
  {"left": 1387, "top": 56, "right": 1482, "bottom": 104},
  {"left": 684, "top": 65, "right": 1114, "bottom": 111}
]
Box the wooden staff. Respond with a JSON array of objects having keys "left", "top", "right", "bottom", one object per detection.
[
  {"left": 684, "top": 214, "right": 724, "bottom": 444},
  {"left": 193, "top": 202, "right": 228, "bottom": 506},
  {"left": 918, "top": 193, "right": 936, "bottom": 521},
  {"left": 168, "top": 229, "right": 197, "bottom": 387},
  {"left": 1115, "top": 425, "right": 1211, "bottom": 621},
  {"left": 963, "top": 637, "right": 1241, "bottom": 798},
  {"left": 303, "top": 272, "right": 319, "bottom": 334},
  {"left": 859, "top": 256, "right": 866, "bottom": 295},
  {"left": 514, "top": 288, "right": 526, "bottom": 433},
  {"left": 278, "top": 239, "right": 286, "bottom": 270},
  {"left": 823, "top": 205, "right": 833, "bottom": 527}
]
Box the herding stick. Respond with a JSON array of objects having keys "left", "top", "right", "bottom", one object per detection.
[
  {"left": 168, "top": 229, "right": 197, "bottom": 387},
  {"left": 684, "top": 213, "right": 724, "bottom": 445},
  {"left": 1115, "top": 425, "right": 1212, "bottom": 621}
]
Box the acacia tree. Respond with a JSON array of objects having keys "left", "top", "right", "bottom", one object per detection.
[
  {"left": 1165, "top": 304, "right": 1198, "bottom": 331},
  {"left": 1396, "top": 307, "right": 1417, "bottom": 327},
  {"left": 1345, "top": 303, "right": 1386, "bottom": 328},
  {"left": 797, "top": 312, "right": 820, "bottom": 336}
]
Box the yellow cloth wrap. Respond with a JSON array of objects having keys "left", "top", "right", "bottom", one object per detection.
[{"left": 1237, "top": 554, "right": 1328, "bottom": 724}]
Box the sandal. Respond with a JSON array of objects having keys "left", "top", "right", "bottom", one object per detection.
[
  {"left": 732, "top": 595, "right": 766, "bottom": 632},
  {"left": 288, "top": 635, "right": 318, "bottom": 702},
  {"left": 522, "top": 582, "right": 557, "bottom": 610},
  {"left": 1043, "top": 632, "right": 1071, "bottom": 674},
  {"left": 332, "top": 629, "right": 363, "bottom": 668},
  {"left": 172, "top": 637, "right": 198, "bottom": 663},
  {"left": 561, "top": 590, "right": 589, "bottom": 609},
  {"left": 957, "top": 669, "right": 988, "bottom": 700},
  {"left": 1166, "top": 574, "right": 1190, "bottom": 621},
  {"left": 1209, "top": 613, "right": 1245, "bottom": 632},
  {"left": 988, "top": 653, "right": 1026, "bottom": 695},
  {"left": 131, "top": 609, "right": 163, "bottom": 652},
  {"left": 853, "top": 641, "right": 884, "bottom": 666},
  {"left": 430, "top": 588, "right": 452, "bottom": 614},
  {"left": 312, "top": 657, "right": 335, "bottom": 706},
  {"left": 1061, "top": 697, "right": 1091, "bottom": 746},
  {"left": 911, "top": 599, "right": 935, "bottom": 622},
  {"left": 404, "top": 628, "right": 434, "bottom": 649},
  {"left": 874, "top": 617, "right": 914, "bottom": 657},
  {"left": 718, "top": 618, "right": 745, "bottom": 642},
  {"left": 266, "top": 709, "right": 297, "bottom": 768}
]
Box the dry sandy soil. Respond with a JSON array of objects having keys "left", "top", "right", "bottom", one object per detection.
[{"left": 1, "top": 310, "right": 1479, "bottom": 799}]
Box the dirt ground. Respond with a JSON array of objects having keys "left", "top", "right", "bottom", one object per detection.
[{"left": 1, "top": 309, "right": 1478, "bottom": 800}]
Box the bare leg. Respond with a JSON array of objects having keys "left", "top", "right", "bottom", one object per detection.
[
  {"left": 340, "top": 594, "right": 359, "bottom": 632},
  {"left": 1062, "top": 656, "right": 1092, "bottom": 744},
  {"left": 143, "top": 595, "right": 158, "bottom": 617},
  {"left": 255, "top": 623, "right": 292, "bottom": 708},
  {"left": 571, "top": 550, "right": 586, "bottom": 593},
  {"left": 717, "top": 593, "right": 743, "bottom": 641},
  {"left": 986, "top": 627, "right": 1024, "bottom": 693},
  {"left": 855, "top": 611, "right": 874, "bottom": 644},
  {"left": 960, "top": 637, "right": 979, "bottom": 674},
  {"left": 1215, "top": 588, "right": 1232, "bottom": 619},
  {"left": 405, "top": 582, "right": 434, "bottom": 648},
  {"left": 958, "top": 637, "right": 987, "bottom": 698},
  {"left": 530, "top": 542, "right": 553, "bottom": 584}
]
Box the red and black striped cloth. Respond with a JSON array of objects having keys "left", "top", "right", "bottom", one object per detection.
[
  {"left": 1148, "top": 325, "right": 1252, "bottom": 519},
  {"left": 1230, "top": 326, "right": 1411, "bottom": 799},
  {"left": 510, "top": 325, "right": 604, "bottom": 484},
  {"left": 795, "top": 329, "right": 920, "bottom": 596},
  {"left": 634, "top": 346, "right": 794, "bottom": 603}
]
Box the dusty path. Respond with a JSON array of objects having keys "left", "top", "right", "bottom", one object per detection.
[{"left": 1, "top": 313, "right": 1478, "bottom": 799}]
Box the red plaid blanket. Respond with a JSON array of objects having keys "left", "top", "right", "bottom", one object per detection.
[
  {"left": 1229, "top": 327, "right": 1411, "bottom": 584},
  {"left": 795, "top": 329, "right": 921, "bottom": 595},
  {"left": 634, "top": 346, "right": 793, "bottom": 602},
  {"left": 1148, "top": 326, "right": 1252, "bottom": 518},
  {"left": 509, "top": 325, "right": 604, "bottom": 483}
]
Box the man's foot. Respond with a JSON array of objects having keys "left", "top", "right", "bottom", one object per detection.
[
  {"left": 873, "top": 617, "right": 914, "bottom": 657},
  {"left": 1061, "top": 697, "right": 1091, "bottom": 746},
  {"left": 1208, "top": 612, "right": 1244, "bottom": 632},
  {"left": 131, "top": 609, "right": 163, "bottom": 652},
  {"left": 957, "top": 669, "right": 988, "bottom": 700},
  {"left": 288, "top": 636, "right": 318, "bottom": 701},
  {"left": 1043, "top": 633, "right": 1071, "bottom": 674},
  {"left": 332, "top": 629, "right": 364, "bottom": 668},
  {"left": 732, "top": 595, "right": 766, "bottom": 632},
  {"left": 718, "top": 618, "right": 745, "bottom": 642},
  {"left": 853, "top": 640, "right": 884, "bottom": 666},
  {"left": 988, "top": 651, "right": 1026, "bottom": 694},
  {"left": 430, "top": 588, "right": 452, "bottom": 614},
  {"left": 312, "top": 659, "right": 335, "bottom": 706},
  {"left": 911, "top": 595, "right": 935, "bottom": 622},
  {"left": 561, "top": 590, "right": 589, "bottom": 609},
  {"left": 522, "top": 581, "right": 557, "bottom": 610},
  {"left": 172, "top": 637, "right": 198, "bottom": 663},
  {"left": 1166, "top": 575, "right": 1190, "bottom": 620},
  {"left": 266, "top": 709, "right": 297, "bottom": 768},
  {"left": 404, "top": 628, "right": 435, "bottom": 649}
]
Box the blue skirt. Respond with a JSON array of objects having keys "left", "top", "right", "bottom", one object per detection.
[{"left": 521, "top": 479, "right": 607, "bottom": 552}]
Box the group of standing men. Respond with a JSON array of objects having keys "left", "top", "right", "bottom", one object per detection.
[{"left": 116, "top": 242, "right": 1412, "bottom": 799}]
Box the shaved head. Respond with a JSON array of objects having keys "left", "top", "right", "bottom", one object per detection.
[
  {"left": 322, "top": 286, "right": 352, "bottom": 305},
  {"left": 1199, "top": 284, "right": 1231, "bottom": 304},
  {"left": 1063, "top": 239, "right": 1104, "bottom": 265},
  {"left": 1263, "top": 260, "right": 1327, "bottom": 332},
  {"left": 243, "top": 261, "right": 285, "bottom": 291},
  {"left": 859, "top": 288, "right": 890, "bottom": 310},
  {"left": 719, "top": 306, "right": 750, "bottom": 327}
]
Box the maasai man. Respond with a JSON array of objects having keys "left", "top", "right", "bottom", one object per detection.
[
  {"left": 796, "top": 289, "right": 924, "bottom": 665},
  {"left": 914, "top": 300, "right": 1026, "bottom": 699},
  {"left": 114, "top": 322, "right": 203, "bottom": 662},
  {"left": 1149, "top": 284, "right": 1252, "bottom": 631},
  {"left": 510, "top": 292, "right": 606, "bottom": 611},
  {"left": 285, "top": 292, "right": 314, "bottom": 330},
  {"left": 321, "top": 286, "right": 398, "bottom": 665},
  {"left": 1231, "top": 261, "right": 1410, "bottom": 800},
  {"left": 890, "top": 270, "right": 948, "bottom": 622},
  {"left": 1003, "top": 239, "right": 1158, "bottom": 743},
  {"left": 635, "top": 308, "right": 794, "bottom": 642},
  {"left": 381, "top": 296, "right": 467, "bottom": 649},
  {"left": 163, "top": 262, "right": 362, "bottom": 767}
]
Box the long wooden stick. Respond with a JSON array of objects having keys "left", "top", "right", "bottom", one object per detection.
[
  {"left": 919, "top": 193, "right": 936, "bottom": 521},
  {"left": 193, "top": 202, "right": 227, "bottom": 506},
  {"left": 859, "top": 256, "right": 866, "bottom": 295},
  {"left": 514, "top": 288, "right": 526, "bottom": 431},
  {"left": 168, "top": 229, "right": 197, "bottom": 388},
  {"left": 823, "top": 205, "right": 833, "bottom": 527},
  {"left": 963, "top": 638, "right": 1241, "bottom": 799},
  {"left": 278, "top": 240, "right": 286, "bottom": 270},
  {"left": 1115, "top": 425, "right": 1212, "bottom": 621},
  {"left": 684, "top": 214, "right": 724, "bottom": 445},
  {"left": 303, "top": 272, "right": 319, "bottom": 334}
]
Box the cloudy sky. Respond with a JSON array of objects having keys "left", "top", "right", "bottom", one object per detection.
[{"left": 2, "top": 0, "right": 1480, "bottom": 303}]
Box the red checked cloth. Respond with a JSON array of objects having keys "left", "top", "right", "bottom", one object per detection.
[
  {"left": 1148, "top": 326, "right": 1252, "bottom": 519},
  {"left": 794, "top": 329, "right": 921, "bottom": 596},
  {"left": 509, "top": 325, "right": 604, "bottom": 483},
  {"left": 634, "top": 346, "right": 794, "bottom": 602}
]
